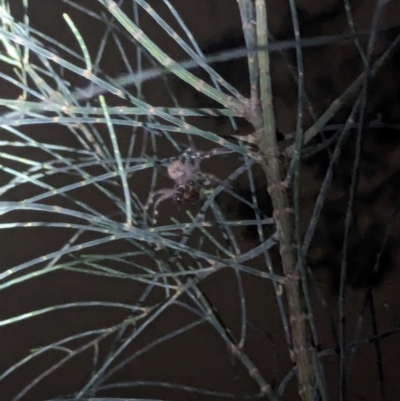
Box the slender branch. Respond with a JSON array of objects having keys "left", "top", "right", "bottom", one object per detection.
[{"left": 244, "top": 1, "right": 315, "bottom": 400}]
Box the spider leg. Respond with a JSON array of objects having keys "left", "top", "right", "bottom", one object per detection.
[
  {"left": 145, "top": 188, "right": 179, "bottom": 224},
  {"left": 202, "top": 147, "right": 235, "bottom": 159},
  {"left": 144, "top": 189, "right": 164, "bottom": 210},
  {"left": 196, "top": 172, "right": 223, "bottom": 186},
  {"left": 188, "top": 147, "right": 234, "bottom": 161}
]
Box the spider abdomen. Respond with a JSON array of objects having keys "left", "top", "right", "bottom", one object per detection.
[{"left": 173, "top": 184, "right": 201, "bottom": 205}]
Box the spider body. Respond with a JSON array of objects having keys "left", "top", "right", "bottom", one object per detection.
[
  {"left": 167, "top": 160, "right": 192, "bottom": 183},
  {"left": 145, "top": 147, "right": 232, "bottom": 223}
]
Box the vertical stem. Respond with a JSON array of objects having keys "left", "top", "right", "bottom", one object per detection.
[{"left": 250, "top": 1, "right": 314, "bottom": 400}]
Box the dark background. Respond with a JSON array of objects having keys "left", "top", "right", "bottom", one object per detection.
[{"left": 1, "top": 0, "right": 400, "bottom": 400}]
